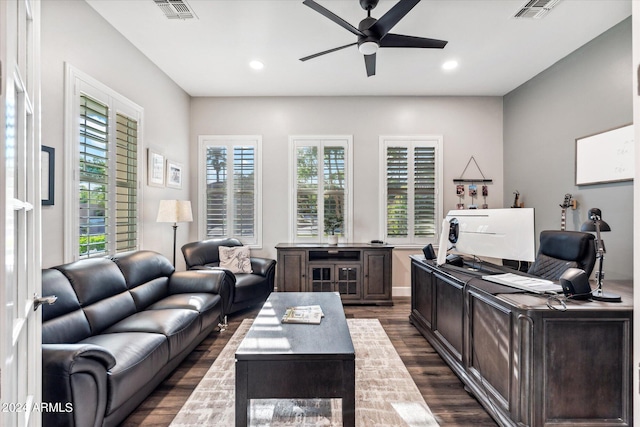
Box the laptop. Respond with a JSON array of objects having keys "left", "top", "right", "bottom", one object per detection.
[{"left": 482, "top": 272, "right": 562, "bottom": 294}]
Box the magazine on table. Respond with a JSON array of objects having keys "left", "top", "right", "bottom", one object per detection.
[{"left": 281, "top": 305, "right": 324, "bottom": 324}]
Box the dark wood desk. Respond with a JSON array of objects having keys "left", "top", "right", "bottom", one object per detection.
[
  {"left": 409, "top": 255, "right": 633, "bottom": 427},
  {"left": 235, "top": 292, "right": 355, "bottom": 427}
]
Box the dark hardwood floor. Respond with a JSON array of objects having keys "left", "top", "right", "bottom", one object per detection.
[{"left": 121, "top": 297, "right": 498, "bottom": 426}]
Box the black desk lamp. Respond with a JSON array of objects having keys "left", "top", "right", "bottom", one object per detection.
[{"left": 580, "top": 208, "right": 621, "bottom": 302}]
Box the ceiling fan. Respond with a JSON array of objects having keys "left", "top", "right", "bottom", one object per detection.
[{"left": 300, "top": 0, "right": 448, "bottom": 77}]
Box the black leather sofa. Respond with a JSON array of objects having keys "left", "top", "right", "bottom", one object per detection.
[
  {"left": 41, "top": 250, "right": 231, "bottom": 427},
  {"left": 181, "top": 238, "right": 276, "bottom": 313}
]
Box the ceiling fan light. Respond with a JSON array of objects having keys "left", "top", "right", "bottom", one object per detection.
[{"left": 358, "top": 41, "right": 378, "bottom": 55}]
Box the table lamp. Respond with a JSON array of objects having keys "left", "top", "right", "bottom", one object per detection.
[
  {"left": 580, "top": 208, "right": 621, "bottom": 302},
  {"left": 156, "top": 200, "right": 193, "bottom": 266}
]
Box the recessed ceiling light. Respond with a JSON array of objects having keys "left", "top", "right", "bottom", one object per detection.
[
  {"left": 249, "top": 60, "right": 264, "bottom": 70},
  {"left": 442, "top": 60, "right": 458, "bottom": 71}
]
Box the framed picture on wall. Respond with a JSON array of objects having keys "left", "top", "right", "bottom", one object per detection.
[
  {"left": 166, "top": 160, "right": 183, "bottom": 189},
  {"left": 148, "top": 148, "right": 165, "bottom": 187}
]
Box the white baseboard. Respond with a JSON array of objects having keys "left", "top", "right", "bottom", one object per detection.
[{"left": 392, "top": 286, "right": 411, "bottom": 297}]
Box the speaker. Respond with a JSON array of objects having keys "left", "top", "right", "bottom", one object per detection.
[
  {"left": 422, "top": 244, "right": 436, "bottom": 260},
  {"left": 559, "top": 268, "right": 592, "bottom": 300}
]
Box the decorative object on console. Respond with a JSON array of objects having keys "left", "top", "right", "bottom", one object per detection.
[
  {"left": 156, "top": 200, "right": 193, "bottom": 266},
  {"left": 299, "top": 0, "right": 448, "bottom": 77},
  {"left": 324, "top": 213, "right": 343, "bottom": 245},
  {"left": 580, "top": 207, "right": 621, "bottom": 302},
  {"left": 559, "top": 193, "right": 576, "bottom": 230}
]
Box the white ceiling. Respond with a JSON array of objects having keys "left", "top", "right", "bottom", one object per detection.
[{"left": 85, "top": 0, "right": 631, "bottom": 97}]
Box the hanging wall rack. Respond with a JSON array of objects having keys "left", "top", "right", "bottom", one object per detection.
[{"left": 453, "top": 156, "right": 493, "bottom": 184}]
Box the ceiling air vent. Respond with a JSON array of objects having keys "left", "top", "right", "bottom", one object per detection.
[
  {"left": 153, "top": 0, "right": 197, "bottom": 20},
  {"left": 513, "top": 0, "right": 561, "bottom": 19}
]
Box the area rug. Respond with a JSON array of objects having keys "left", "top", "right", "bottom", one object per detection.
[{"left": 170, "top": 319, "right": 438, "bottom": 427}]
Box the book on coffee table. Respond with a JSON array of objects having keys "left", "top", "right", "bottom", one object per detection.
[{"left": 282, "top": 305, "right": 324, "bottom": 324}]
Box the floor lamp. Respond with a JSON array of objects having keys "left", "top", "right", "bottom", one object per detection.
[
  {"left": 580, "top": 207, "right": 621, "bottom": 302},
  {"left": 156, "top": 200, "right": 193, "bottom": 266}
]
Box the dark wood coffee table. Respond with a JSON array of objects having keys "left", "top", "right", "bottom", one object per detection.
[{"left": 235, "top": 292, "right": 355, "bottom": 427}]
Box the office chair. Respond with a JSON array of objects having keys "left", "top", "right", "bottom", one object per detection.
[{"left": 527, "top": 230, "right": 596, "bottom": 281}]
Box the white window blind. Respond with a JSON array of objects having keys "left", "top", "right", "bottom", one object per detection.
[
  {"left": 380, "top": 136, "right": 442, "bottom": 246},
  {"left": 77, "top": 95, "right": 140, "bottom": 258},
  {"left": 65, "top": 65, "right": 144, "bottom": 262},
  {"left": 290, "top": 136, "right": 352, "bottom": 243},
  {"left": 199, "top": 136, "right": 262, "bottom": 247}
]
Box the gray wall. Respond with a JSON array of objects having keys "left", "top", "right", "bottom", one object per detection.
[
  {"left": 190, "top": 96, "right": 504, "bottom": 290},
  {"left": 41, "top": 0, "right": 192, "bottom": 269},
  {"left": 504, "top": 18, "right": 633, "bottom": 280}
]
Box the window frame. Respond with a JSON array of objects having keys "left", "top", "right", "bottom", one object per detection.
[
  {"left": 379, "top": 135, "right": 443, "bottom": 248},
  {"left": 288, "top": 135, "right": 353, "bottom": 244},
  {"left": 197, "top": 135, "right": 263, "bottom": 248},
  {"left": 64, "top": 64, "right": 144, "bottom": 262}
]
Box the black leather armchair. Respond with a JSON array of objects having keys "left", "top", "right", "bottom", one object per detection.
[
  {"left": 527, "top": 230, "right": 596, "bottom": 280},
  {"left": 181, "top": 238, "right": 276, "bottom": 313}
]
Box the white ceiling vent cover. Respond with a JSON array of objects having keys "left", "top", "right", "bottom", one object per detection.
[
  {"left": 513, "top": 0, "right": 561, "bottom": 19},
  {"left": 154, "top": 0, "right": 198, "bottom": 20}
]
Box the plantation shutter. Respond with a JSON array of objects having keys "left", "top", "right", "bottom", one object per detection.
[
  {"left": 203, "top": 139, "right": 259, "bottom": 245},
  {"left": 296, "top": 146, "right": 318, "bottom": 238},
  {"left": 79, "top": 95, "right": 109, "bottom": 258},
  {"left": 233, "top": 146, "right": 255, "bottom": 237},
  {"left": 382, "top": 137, "right": 441, "bottom": 245},
  {"left": 323, "top": 146, "right": 345, "bottom": 236},
  {"left": 386, "top": 147, "right": 408, "bottom": 238},
  {"left": 414, "top": 146, "right": 436, "bottom": 237},
  {"left": 205, "top": 146, "right": 228, "bottom": 237},
  {"left": 115, "top": 113, "right": 138, "bottom": 251}
]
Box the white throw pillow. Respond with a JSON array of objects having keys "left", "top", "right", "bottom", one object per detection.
[{"left": 218, "top": 246, "right": 253, "bottom": 274}]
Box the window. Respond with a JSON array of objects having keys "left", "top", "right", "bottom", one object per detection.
[
  {"left": 65, "top": 65, "right": 143, "bottom": 261},
  {"left": 289, "top": 136, "right": 353, "bottom": 243},
  {"left": 198, "top": 135, "right": 262, "bottom": 247},
  {"left": 379, "top": 136, "right": 443, "bottom": 246}
]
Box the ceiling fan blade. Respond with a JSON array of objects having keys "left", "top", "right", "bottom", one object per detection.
[
  {"left": 302, "top": 0, "right": 365, "bottom": 37},
  {"left": 380, "top": 33, "right": 447, "bottom": 49},
  {"left": 364, "top": 53, "right": 376, "bottom": 77},
  {"left": 299, "top": 42, "right": 358, "bottom": 62},
  {"left": 371, "top": 0, "right": 421, "bottom": 37}
]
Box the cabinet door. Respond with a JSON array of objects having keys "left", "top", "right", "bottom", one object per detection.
[
  {"left": 309, "top": 266, "right": 334, "bottom": 292},
  {"left": 335, "top": 265, "right": 361, "bottom": 300},
  {"left": 278, "top": 250, "right": 307, "bottom": 292},
  {"left": 363, "top": 250, "right": 391, "bottom": 301}
]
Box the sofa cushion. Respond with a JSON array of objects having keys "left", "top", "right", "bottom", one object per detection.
[
  {"left": 82, "top": 292, "right": 138, "bottom": 335},
  {"left": 128, "top": 277, "right": 170, "bottom": 310},
  {"left": 112, "top": 250, "right": 175, "bottom": 289},
  {"left": 103, "top": 309, "right": 201, "bottom": 360},
  {"left": 81, "top": 332, "right": 169, "bottom": 416},
  {"left": 219, "top": 246, "right": 253, "bottom": 273},
  {"left": 147, "top": 293, "right": 222, "bottom": 332},
  {"left": 55, "top": 258, "right": 128, "bottom": 305}
]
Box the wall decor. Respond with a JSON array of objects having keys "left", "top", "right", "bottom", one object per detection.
[
  {"left": 166, "top": 160, "right": 183, "bottom": 189},
  {"left": 575, "top": 123, "right": 634, "bottom": 185},
  {"left": 148, "top": 148, "right": 165, "bottom": 187},
  {"left": 41, "top": 145, "right": 55, "bottom": 205}
]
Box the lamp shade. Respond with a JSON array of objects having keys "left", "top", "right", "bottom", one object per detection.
[
  {"left": 156, "top": 200, "right": 193, "bottom": 223},
  {"left": 580, "top": 207, "right": 611, "bottom": 232}
]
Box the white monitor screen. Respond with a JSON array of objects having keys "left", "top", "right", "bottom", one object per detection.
[{"left": 444, "top": 208, "right": 536, "bottom": 262}]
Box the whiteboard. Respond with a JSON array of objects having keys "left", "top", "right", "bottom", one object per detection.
[{"left": 575, "top": 124, "right": 634, "bottom": 185}]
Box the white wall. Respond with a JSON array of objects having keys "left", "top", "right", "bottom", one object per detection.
[
  {"left": 41, "top": 0, "right": 191, "bottom": 269},
  {"left": 190, "top": 96, "right": 504, "bottom": 292}
]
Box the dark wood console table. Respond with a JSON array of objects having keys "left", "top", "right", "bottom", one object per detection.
[
  {"left": 276, "top": 243, "right": 393, "bottom": 305},
  {"left": 409, "top": 255, "right": 632, "bottom": 427}
]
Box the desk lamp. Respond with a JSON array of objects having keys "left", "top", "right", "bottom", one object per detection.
[
  {"left": 580, "top": 208, "right": 621, "bottom": 302},
  {"left": 156, "top": 200, "right": 193, "bottom": 266}
]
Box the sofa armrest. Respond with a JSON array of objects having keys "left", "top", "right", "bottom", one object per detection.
[
  {"left": 42, "top": 343, "right": 116, "bottom": 427},
  {"left": 169, "top": 270, "right": 234, "bottom": 314},
  {"left": 251, "top": 257, "right": 277, "bottom": 278}
]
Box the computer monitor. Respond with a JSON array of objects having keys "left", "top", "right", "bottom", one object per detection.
[{"left": 441, "top": 208, "right": 536, "bottom": 262}]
